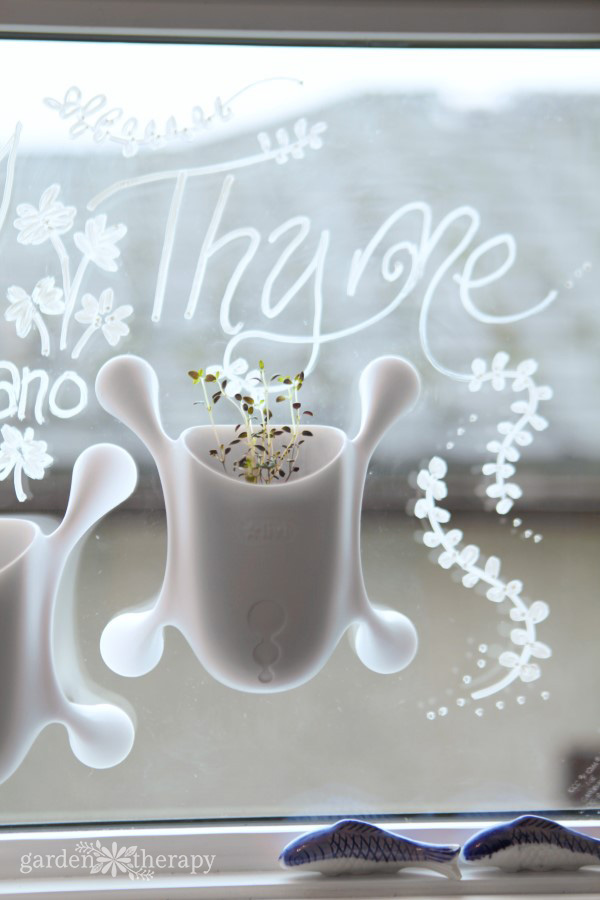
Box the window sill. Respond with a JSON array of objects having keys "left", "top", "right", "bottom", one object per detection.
[
  {"left": 2, "top": 820, "right": 600, "bottom": 898},
  {"left": 3, "top": 872, "right": 600, "bottom": 900},
  {"left": 3, "top": 870, "right": 600, "bottom": 899}
]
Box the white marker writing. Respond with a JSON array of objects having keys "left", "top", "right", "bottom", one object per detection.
[
  {"left": 0, "top": 123, "right": 21, "bottom": 237},
  {"left": 0, "top": 363, "right": 88, "bottom": 423}
]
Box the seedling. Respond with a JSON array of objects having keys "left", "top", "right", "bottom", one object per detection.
[{"left": 188, "top": 361, "right": 314, "bottom": 483}]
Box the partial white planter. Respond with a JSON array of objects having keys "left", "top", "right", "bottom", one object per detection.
[
  {"left": 96, "top": 354, "right": 420, "bottom": 692},
  {"left": 0, "top": 444, "right": 137, "bottom": 785}
]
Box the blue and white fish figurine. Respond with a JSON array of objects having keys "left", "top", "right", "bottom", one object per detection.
[
  {"left": 462, "top": 815, "right": 600, "bottom": 872},
  {"left": 279, "top": 819, "right": 461, "bottom": 878}
]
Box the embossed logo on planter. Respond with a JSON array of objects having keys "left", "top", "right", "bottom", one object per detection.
[{"left": 239, "top": 518, "right": 296, "bottom": 543}]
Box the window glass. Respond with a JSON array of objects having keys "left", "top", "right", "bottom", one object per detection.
[{"left": 0, "top": 39, "right": 599, "bottom": 824}]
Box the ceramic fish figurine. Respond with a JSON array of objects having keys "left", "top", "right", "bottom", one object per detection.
[
  {"left": 279, "top": 819, "right": 461, "bottom": 878},
  {"left": 462, "top": 815, "right": 600, "bottom": 872}
]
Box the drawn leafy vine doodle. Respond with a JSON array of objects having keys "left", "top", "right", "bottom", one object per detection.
[
  {"left": 468, "top": 352, "right": 552, "bottom": 516},
  {"left": 44, "top": 79, "right": 303, "bottom": 157},
  {"left": 414, "top": 354, "right": 553, "bottom": 709},
  {"left": 257, "top": 118, "right": 327, "bottom": 163}
]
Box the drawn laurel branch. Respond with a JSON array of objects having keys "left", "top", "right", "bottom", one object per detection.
[
  {"left": 468, "top": 351, "right": 553, "bottom": 515},
  {"left": 74, "top": 841, "right": 153, "bottom": 881},
  {"left": 44, "top": 79, "right": 305, "bottom": 158},
  {"left": 257, "top": 119, "right": 327, "bottom": 164},
  {"left": 415, "top": 457, "right": 551, "bottom": 700},
  {"left": 414, "top": 354, "right": 553, "bottom": 702}
]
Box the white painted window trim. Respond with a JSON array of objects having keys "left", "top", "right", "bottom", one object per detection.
[{"left": 0, "top": 6, "right": 599, "bottom": 899}]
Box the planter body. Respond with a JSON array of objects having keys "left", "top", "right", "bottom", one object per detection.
[
  {"left": 0, "top": 444, "right": 137, "bottom": 784},
  {"left": 175, "top": 426, "right": 350, "bottom": 688},
  {"left": 97, "top": 354, "right": 421, "bottom": 692}
]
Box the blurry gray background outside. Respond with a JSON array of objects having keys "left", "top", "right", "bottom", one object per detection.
[{"left": 0, "top": 41, "right": 598, "bottom": 823}]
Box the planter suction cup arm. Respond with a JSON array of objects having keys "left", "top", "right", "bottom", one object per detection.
[
  {"left": 352, "top": 355, "right": 421, "bottom": 461},
  {"left": 350, "top": 356, "right": 421, "bottom": 675},
  {"left": 95, "top": 356, "right": 174, "bottom": 679},
  {"left": 0, "top": 443, "right": 138, "bottom": 784},
  {"left": 95, "top": 354, "right": 174, "bottom": 461},
  {"left": 49, "top": 443, "right": 138, "bottom": 555},
  {"left": 62, "top": 700, "right": 135, "bottom": 771},
  {"left": 46, "top": 443, "right": 138, "bottom": 769}
]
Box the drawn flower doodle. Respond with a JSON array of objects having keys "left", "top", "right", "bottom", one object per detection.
[
  {"left": 14, "top": 184, "right": 76, "bottom": 246},
  {"left": 73, "top": 215, "right": 127, "bottom": 273},
  {"left": 4, "top": 277, "right": 65, "bottom": 357},
  {"left": 205, "top": 357, "right": 262, "bottom": 402},
  {"left": 71, "top": 289, "right": 133, "bottom": 359},
  {"left": 0, "top": 424, "right": 53, "bottom": 502},
  {"left": 10, "top": 183, "right": 128, "bottom": 358}
]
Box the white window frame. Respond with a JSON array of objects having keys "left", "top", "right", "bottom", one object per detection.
[
  {"left": 0, "top": 0, "right": 600, "bottom": 42},
  {"left": 1, "top": 3, "right": 600, "bottom": 897}
]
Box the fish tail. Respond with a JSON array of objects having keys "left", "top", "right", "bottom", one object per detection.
[
  {"left": 447, "top": 854, "right": 463, "bottom": 880},
  {"left": 422, "top": 845, "right": 462, "bottom": 880}
]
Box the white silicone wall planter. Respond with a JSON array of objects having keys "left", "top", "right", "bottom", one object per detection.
[
  {"left": 96, "top": 354, "right": 420, "bottom": 692},
  {"left": 0, "top": 443, "right": 137, "bottom": 784}
]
